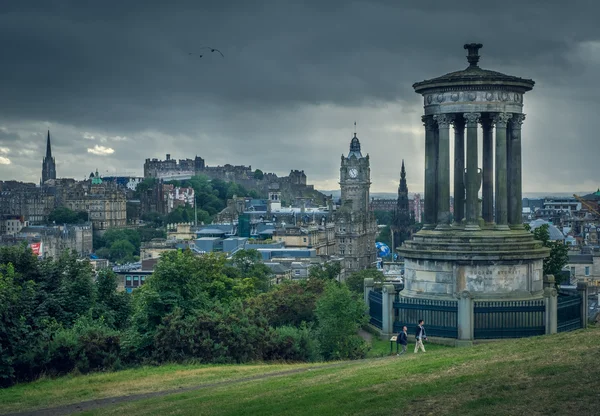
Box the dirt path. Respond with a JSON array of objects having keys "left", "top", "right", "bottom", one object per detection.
[{"left": 6, "top": 358, "right": 389, "bottom": 416}]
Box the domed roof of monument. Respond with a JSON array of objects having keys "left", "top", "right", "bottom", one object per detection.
[
  {"left": 348, "top": 133, "right": 363, "bottom": 158},
  {"left": 413, "top": 43, "right": 535, "bottom": 94}
]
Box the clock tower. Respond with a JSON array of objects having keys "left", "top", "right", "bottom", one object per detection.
[{"left": 335, "top": 132, "right": 378, "bottom": 276}]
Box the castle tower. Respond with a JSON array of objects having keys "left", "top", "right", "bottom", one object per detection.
[
  {"left": 41, "top": 130, "right": 57, "bottom": 184},
  {"left": 336, "top": 131, "right": 378, "bottom": 275}
]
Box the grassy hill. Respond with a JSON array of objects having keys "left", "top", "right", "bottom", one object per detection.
[{"left": 2, "top": 328, "right": 599, "bottom": 415}]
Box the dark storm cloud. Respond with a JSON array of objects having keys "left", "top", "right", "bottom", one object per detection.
[{"left": 0, "top": 0, "right": 599, "bottom": 192}]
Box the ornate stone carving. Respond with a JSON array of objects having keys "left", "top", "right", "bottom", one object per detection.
[
  {"left": 426, "top": 95, "right": 433, "bottom": 104},
  {"left": 500, "top": 92, "right": 510, "bottom": 101},
  {"left": 485, "top": 92, "right": 494, "bottom": 101},
  {"left": 511, "top": 113, "right": 526, "bottom": 131},
  {"left": 433, "top": 114, "right": 453, "bottom": 128},
  {"left": 436, "top": 93, "right": 445, "bottom": 103},
  {"left": 422, "top": 115, "right": 436, "bottom": 131},
  {"left": 450, "top": 92, "right": 460, "bottom": 102},
  {"left": 463, "top": 112, "right": 481, "bottom": 125},
  {"left": 514, "top": 93, "right": 521, "bottom": 103},
  {"left": 492, "top": 112, "right": 512, "bottom": 127},
  {"left": 467, "top": 92, "right": 477, "bottom": 101},
  {"left": 455, "top": 290, "right": 473, "bottom": 299}
]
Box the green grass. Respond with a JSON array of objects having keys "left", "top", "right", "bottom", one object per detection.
[
  {"left": 2, "top": 328, "right": 600, "bottom": 415},
  {"left": 0, "top": 362, "right": 325, "bottom": 414}
]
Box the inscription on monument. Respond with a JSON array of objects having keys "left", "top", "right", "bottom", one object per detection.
[{"left": 465, "top": 265, "right": 528, "bottom": 293}]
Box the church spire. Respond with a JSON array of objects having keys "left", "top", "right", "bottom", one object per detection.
[
  {"left": 42, "top": 130, "right": 57, "bottom": 184},
  {"left": 46, "top": 130, "right": 52, "bottom": 158}
]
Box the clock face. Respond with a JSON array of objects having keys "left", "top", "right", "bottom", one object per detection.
[{"left": 348, "top": 168, "right": 358, "bottom": 178}]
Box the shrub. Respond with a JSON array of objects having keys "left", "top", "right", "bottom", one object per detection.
[{"left": 265, "top": 324, "right": 321, "bottom": 362}]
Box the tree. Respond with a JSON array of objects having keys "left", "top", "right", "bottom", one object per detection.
[
  {"left": 345, "top": 269, "right": 385, "bottom": 294},
  {"left": 315, "top": 281, "right": 369, "bottom": 360},
  {"left": 377, "top": 226, "right": 392, "bottom": 252},
  {"left": 309, "top": 262, "right": 341, "bottom": 281},
  {"left": 374, "top": 210, "right": 393, "bottom": 225},
  {"left": 48, "top": 207, "right": 88, "bottom": 224},
  {"left": 527, "top": 224, "right": 569, "bottom": 284},
  {"left": 254, "top": 169, "right": 264, "bottom": 180}
]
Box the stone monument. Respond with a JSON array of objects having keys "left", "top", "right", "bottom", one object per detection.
[{"left": 399, "top": 43, "right": 550, "bottom": 300}]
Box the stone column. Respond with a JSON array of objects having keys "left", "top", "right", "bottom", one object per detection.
[
  {"left": 493, "top": 113, "right": 512, "bottom": 230},
  {"left": 382, "top": 284, "right": 397, "bottom": 336},
  {"left": 544, "top": 287, "right": 558, "bottom": 334},
  {"left": 453, "top": 117, "right": 465, "bottom": 225},
  {"left": 434, "top": 114, "right": 453, "bottom": 229},
  {"left": 481, "top": 116, "right": 494, "bottom": 225},
  {"left": 464, "top": 112, "right": 481, "bottom": 231},
  {"left": 509, "top": 114, "right": 525, "bottom": 228},
  {"left": 422, "top": 116, "right": 437, "bottom": 229},
  {"left": 456, "top": 290, "right": 474, "bottom": 346},
  {"left": 364, "top": 278, "right": 374, "bottom": 306}
]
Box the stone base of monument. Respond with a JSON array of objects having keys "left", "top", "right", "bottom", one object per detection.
[
  {"left": 399, "top": 228, "right": 550, "bottom": 300},
  {"left": 388, "top": 228, "right": 553, "bottom": 344}
]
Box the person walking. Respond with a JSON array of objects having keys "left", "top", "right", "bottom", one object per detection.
[
  {"left": 396, "top": 325, "right": 408, "bottom": 355},
  {"left": 414, "top": 319, "right": 427, "bottom": 353}
]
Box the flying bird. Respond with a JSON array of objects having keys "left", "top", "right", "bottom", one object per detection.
[{"left": 198, "top": 46, "right": 224, "bottom": 57}]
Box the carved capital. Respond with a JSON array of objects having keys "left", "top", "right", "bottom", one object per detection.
[
  {"left": 463, "top": 112, "right": 481, "bottom": 126},
  {"left": 433, "top": 114, "right": 453, "bottom": 128},
  {"left": 492, "top": 112, "right": 512, "bottom": 127},
  {"left": 455, "top": 290, "right": 473, "bottom": 299},
  {"left": 422, "top": 115, "right": 436, "bottom": 131},
  {"left": 511, "top": 113, "right": 526, "bottom": 131}
]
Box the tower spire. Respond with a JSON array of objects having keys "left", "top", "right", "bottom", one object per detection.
[
  {"left": 42, "top": 129, "right": 57, "bottom": 184},
  {"left": 46, "top": 130, "right": 52, "bottom": 158}
]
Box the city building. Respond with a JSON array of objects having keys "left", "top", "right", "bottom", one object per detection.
[
  {"left": 566, "top": 250, "right": 600, "bottom": 288},
  {"left": 0, "top": 215, "right": 28, "bottom": 236},
  {"left": 144, "top": 154, "right": 205, "bottom": 179},
  {"left": 64, "top": 176, "right": 127, "bottom": 234},
  {"left": 0, "top": 222, "right": 93, "bottom": 258},
  {"left": 335, "top": 132, "right": 378, "bottom": 275},
  {"left": 0, "top": 187, "right": 54, "bottom": 225}
]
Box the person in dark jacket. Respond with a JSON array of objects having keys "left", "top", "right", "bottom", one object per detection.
[
  {"left": 414, "top": 319, "right": 427, "bottom": 353},
  {"left": 396, "top": 326, "right": 408, "bottom": 355}
]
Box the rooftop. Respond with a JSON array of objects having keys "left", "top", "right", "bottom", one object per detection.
[{"left": 413, "top": 43, "right": 535, "bottom": 94}]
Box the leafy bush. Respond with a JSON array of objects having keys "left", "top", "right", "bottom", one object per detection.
[
  {"left": 46, "top": 317, "right": 121, "bottom": 375},
  {"left": 265, "top": 324, "right": 321, "bottom": 362}
]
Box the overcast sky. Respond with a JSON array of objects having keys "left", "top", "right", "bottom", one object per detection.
[{"left": 0, "top": 1, "right": 599, "bottom": 193}]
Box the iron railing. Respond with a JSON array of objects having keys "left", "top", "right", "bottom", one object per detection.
[
  {"left": 557, "top": 291, "right": 582, "bottom": 333},
  {"left": 368, "top": 290, "right": 383, "bottom": 329},
  {"left": 474, "top": 299, "right": 545, "bottom": 339},
  {"left": 393, "top": 297, "right": 458, "bottom": 338}
]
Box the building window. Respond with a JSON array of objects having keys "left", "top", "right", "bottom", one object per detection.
[
  {"left": 294, "top": 270, "right": 301, "bottom": 276},
  {"left": 303, "top": 238, "right": 307, "bottom": 242},
  {"left": 585, "top": 266, "right": 590, "bottom": 276},
  {"left": 570, "top": 266, "right": 576, "bottom": 277}
]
